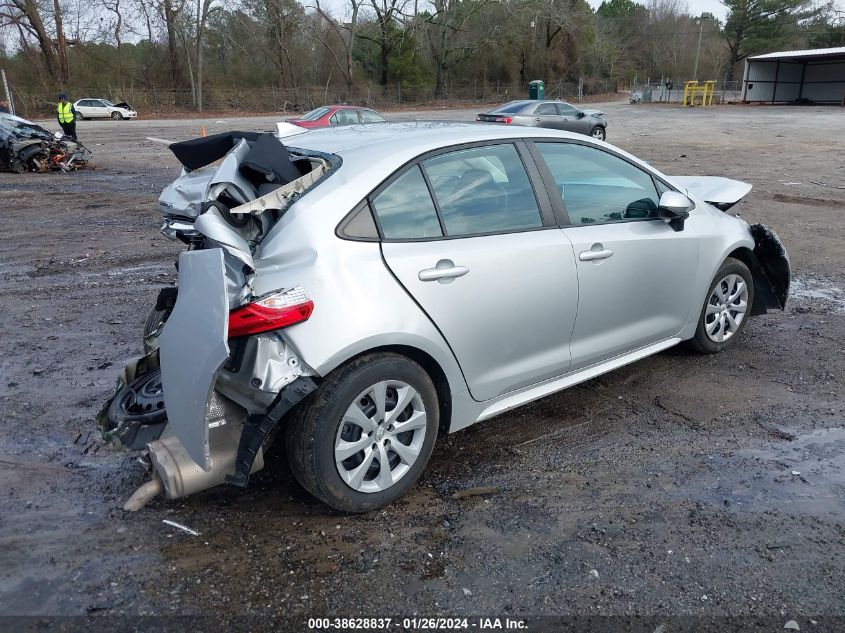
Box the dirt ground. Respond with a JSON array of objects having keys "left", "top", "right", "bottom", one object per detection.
[{"left": 0, "top": 103, "right": 843, "bottom": 631}]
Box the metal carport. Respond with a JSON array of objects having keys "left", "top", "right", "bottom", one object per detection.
[{"left": 742, "top": 47, "right": 845, "bottom": 105}]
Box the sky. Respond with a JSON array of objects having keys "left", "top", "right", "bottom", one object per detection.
[{"left": 584, "top": 0, "right": 729, "bottom": 21}]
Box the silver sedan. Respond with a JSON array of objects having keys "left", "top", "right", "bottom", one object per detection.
[
  {"left": 108, "top": 122, "right": 789, "bottom": 513},
  {"left": 477, "top": 99, "right": 608, "bottom": 140}
]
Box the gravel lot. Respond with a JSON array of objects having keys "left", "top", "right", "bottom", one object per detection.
[{"left": 0, "top": 102, "right": 843, "bottom": 631}]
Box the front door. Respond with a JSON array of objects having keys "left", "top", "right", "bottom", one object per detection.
[
  {"left": 532, "top": 140, "right": 699, "bottom": 368},
  {"left": 374, "top": 143, "right": 579, "bottom": 401}
]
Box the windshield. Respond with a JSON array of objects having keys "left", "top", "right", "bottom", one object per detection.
[
  {"left": 102, "top": 100, "right": 115, "bottom": 106},
  {"left": 0, "top": 113, "right": 50, "bottom": 137},
  {"left": 490, "top": 101, "right": 531, "bottom": 114},
  {"left": 299, "top": 107, "right": 331, "bottom": 121}
]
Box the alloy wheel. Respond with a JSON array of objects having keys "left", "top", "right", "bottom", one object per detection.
[
  {"left": 705, "top": 273, "right": 748, "bottom": 343},
  {"left": 334, "top": 380, "right": 427, "bottom": 493}
]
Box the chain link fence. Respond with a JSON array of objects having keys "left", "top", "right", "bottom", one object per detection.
[
  {"left": 629, "top": 80, "right": 743, "bottom": 104},
  {"left": 10, "top": 78, "right": 623, "bottom": 118}
]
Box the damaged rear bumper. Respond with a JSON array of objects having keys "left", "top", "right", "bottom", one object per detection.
[{"left": 99, "top": 247, "right": 317, "bottom": 508}]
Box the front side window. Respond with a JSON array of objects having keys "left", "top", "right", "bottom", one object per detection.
[
  {"left": 535, "top": 142, "right": 660, "bottom": 225},
  {"left": 423, "top": 144, "right": 542, "bottom": 236},
  {"left": 371, "top": 166, "right": 442, "bottom": 239},
  {"left": 360, "top": 109, "right": 386, "bottom": 123},
  {"left": 556, "top": 102, "right": 580, "bottom": 116}
]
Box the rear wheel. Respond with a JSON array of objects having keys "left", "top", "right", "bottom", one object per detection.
[
  {"left": 286, "top": 353, "right": 439, "bottom": 512},
  {"left": 689, "top": 258, "right": 754, "bottom": 354},
  {"left": 590, "top": 126, "right": 606, "bottom": 141}
]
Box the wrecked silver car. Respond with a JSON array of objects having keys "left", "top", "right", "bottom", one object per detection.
[
  {"left": 0, "top": 112, "right": 91, "bottom": 172},
  {"left": 100, "top": 122, "right": 790, "bottom": 512}
]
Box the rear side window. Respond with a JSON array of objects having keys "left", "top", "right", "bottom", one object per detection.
[
  {"left": 535, "top": 142, "right": 660, "bottom": 225},
  {"left": 371, "top": 166, "right": 443, "bottom": 239},
  {"left": 535, "top": 103, "right": 557, "bottom": 115},
  {"left": 330, "top": 110, "right": 359, "bottom": 125},
  {"left": 491, "top": 101, "right": 530, "bottom": 114},
  {"left": 422, "top": 144, "right": 542, "bottom": 236}
]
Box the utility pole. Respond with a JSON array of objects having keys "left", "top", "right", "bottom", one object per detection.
[
  {"left": 693, "top": 16, "right": 704, "bottom": 81},
  {"left": 1, "top": 69, "right": 14, "bottom": 115}
]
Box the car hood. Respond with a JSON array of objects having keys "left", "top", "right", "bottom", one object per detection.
[
  {"left": 582, "top": 109, "right": 605, "bottom": 117},
  {"left": 671, "top": 176, "right": 752, "bottom": 211}
]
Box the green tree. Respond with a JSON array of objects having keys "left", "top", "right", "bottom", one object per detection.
[{"left": 723, "top": 0, "right": 821, "bottom": 78}]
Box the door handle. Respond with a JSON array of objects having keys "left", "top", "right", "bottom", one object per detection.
[
  {"left": 534, "top": 117, "right": 541, "bottom": 122},
  {"left": 418, "top": 261, "right": 469, "bottom": 282},
  {"left": 579, "top": 248, "right": 614, "bottom": 261}
]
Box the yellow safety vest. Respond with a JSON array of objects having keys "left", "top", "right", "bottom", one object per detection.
[{"left": 57, "top": 102, "right": 74, "bottom": 123}]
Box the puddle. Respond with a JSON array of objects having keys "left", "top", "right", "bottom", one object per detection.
[
  {"left": 790, "top": 276, "right": 845, "bottom": 314},
  {"left": 674, "top": 427, "right": 845, "bottom": 520}
]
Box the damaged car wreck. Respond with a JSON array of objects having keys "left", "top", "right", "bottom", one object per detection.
[
  {"left": 99, "top": 122, "right": 791, "bottom": 512},
  {"left": 0, "top": 112, "right": 91, "bottom": 172}
]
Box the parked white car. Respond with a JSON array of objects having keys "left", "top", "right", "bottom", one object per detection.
[{"left": 73, "top": 98, "right": 137, "bottom": 120}]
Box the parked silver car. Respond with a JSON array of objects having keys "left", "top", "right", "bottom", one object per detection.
[
  {"left": 477, "top": 100, "right": 608, "bottom": 140},
  {"left": 103, "top": 122, "right": 789, "bottom": 513}
]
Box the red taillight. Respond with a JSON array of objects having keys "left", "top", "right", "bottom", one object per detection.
[
  {"left": 494, "top": 116, "right": 512, "bottom": 124},
  {"left": 228, "top": 287, "right": 314, "bottom": 338}
]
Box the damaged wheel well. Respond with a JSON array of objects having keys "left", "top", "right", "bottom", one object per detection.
[{"left": 726, "top": 237, "right": 789, "bottom": 315}]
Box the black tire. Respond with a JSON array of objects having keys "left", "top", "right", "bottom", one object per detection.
[
  {"left": 76, "top": 113, "right": 85, "bottom": 121},
  {"left": 285, "top": 352, "right": 439, "bottom": 512},
  {"left": 590, "top": 126, "right": 606, "bottom": 141},
  {"left": 688, "top": 257, "right": 754, "bottom": 354},
  {"left": 111, "top": 111, "right": 123, "bottom": 120}
]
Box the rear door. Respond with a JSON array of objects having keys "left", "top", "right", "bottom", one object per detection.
[
  {"left": 530, "top": 140, "right": 699, "bottom": 369},
  {"left": 76, "top": 100, "right": 93, "bottom": 117},
  {"left": 375, "top": 141, "right": 579, "bottom": 402}
]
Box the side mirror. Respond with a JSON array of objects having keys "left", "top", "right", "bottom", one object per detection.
[
  {"left": 657, "top": 191, "right": 692, "bottom": 232},
  {"left": 576, "top": 111, "right": 586, "bottom": 119}
]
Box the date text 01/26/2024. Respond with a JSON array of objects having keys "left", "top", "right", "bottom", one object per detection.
[{"left": 307, "top": 617, "right": 529, "bottom": 630}]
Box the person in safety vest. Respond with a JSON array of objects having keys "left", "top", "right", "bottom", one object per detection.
[{"left": 56, "top": 93, "right": 77, "bottom": 140}]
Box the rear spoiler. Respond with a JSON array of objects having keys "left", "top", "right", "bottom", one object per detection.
[{"left": 670, "top": 176, "right": 752, "bottom": 211}]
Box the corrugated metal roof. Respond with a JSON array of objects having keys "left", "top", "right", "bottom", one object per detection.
[{"left": 748, "top": 47, "right": 845, "bottom": 61}]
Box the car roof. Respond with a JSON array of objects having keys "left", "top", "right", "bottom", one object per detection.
[
  {"left": 288, "top": 121, "right": 613, "bottom": 185},
  {"left": 291, "top": 121, "right": 585, "bottom": 156}
]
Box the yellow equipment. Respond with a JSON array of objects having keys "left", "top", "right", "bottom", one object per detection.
[{"left": 683, "top": 80, "right": 716, "bottom": 107}]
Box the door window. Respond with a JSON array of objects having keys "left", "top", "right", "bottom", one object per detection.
[
  {"left": 534, "top": 103, "right": 557, "bottom": 115},
  {"left": 330, "top": 110, "right": 358, "bottom": 125},
  {"left": 535, "top": 142, "right": 660, "bottom": 225},
  {"left": 371, "top": 166, "right": 443, "bottom": 239},
  {"left": 360, "top": 109, "right": 386, "bottom": 123},
  {"left": 422, "top": 144, "right": 542, "bottom": 236},
  {"left": 556, "top": 103, "right": 580, "bottom": 116}
]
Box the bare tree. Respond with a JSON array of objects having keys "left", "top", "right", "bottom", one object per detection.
[{"left": 311, "top": 0, "right": 363, "bottom": 97}]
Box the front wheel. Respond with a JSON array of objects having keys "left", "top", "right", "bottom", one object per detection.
[
  {"left": 688, "top": 258, "right": 754, "bottom": 354},
  {"left": 76, "top": 113, "right": 85, "bottom": 121},
  {"left": 590, "top": 126, "right": 606, "bottom": 141},
  {"left": 111, "top": 111, "right": 123, "bottom": 120},
  {"left": 285, "top": 353, "right": 439, "bottom": 512}
]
